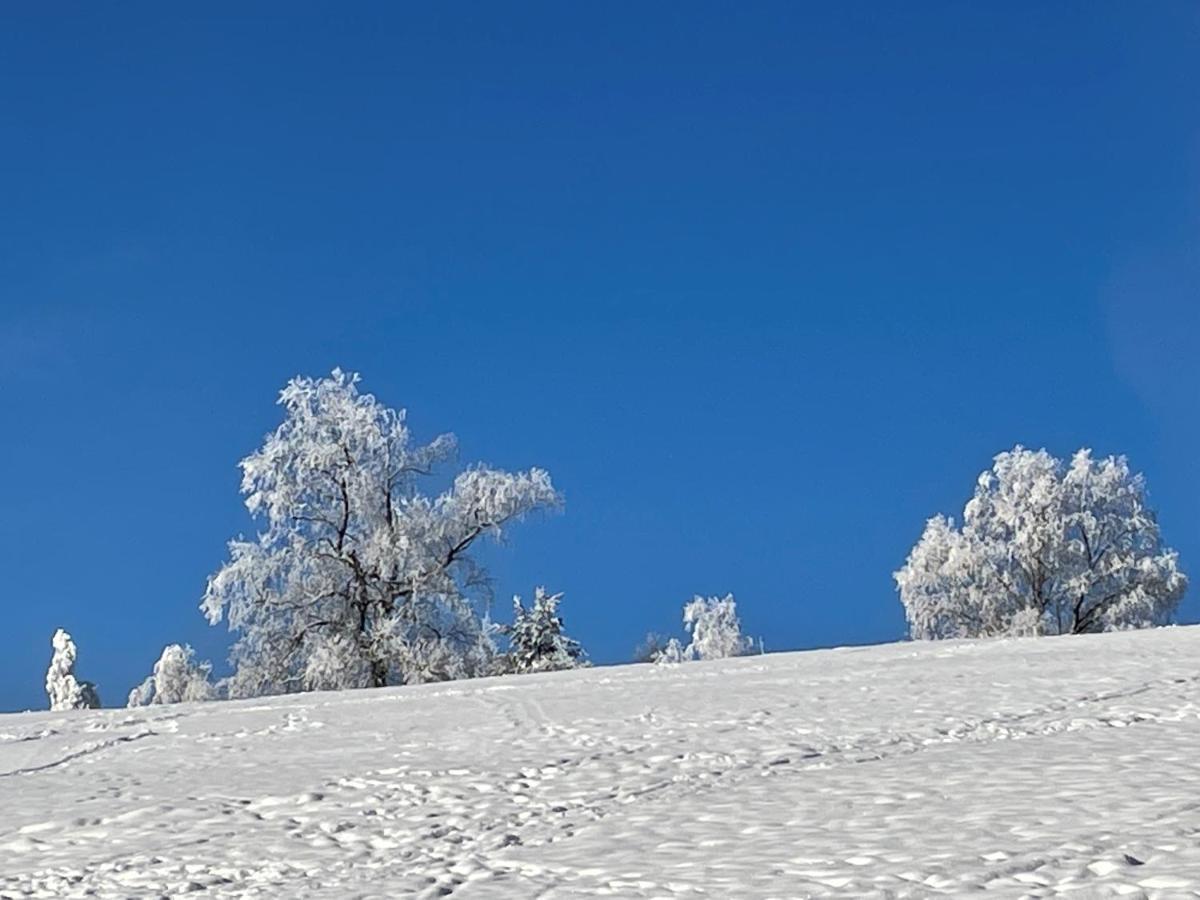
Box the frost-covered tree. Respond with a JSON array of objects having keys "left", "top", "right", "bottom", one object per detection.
[
  {"left": 653, "top": 637, "right": 691, "bottom": 665},
  {"left": 503, "top": 587, "right": 586, "bottom": 673},
  {"left": 127, "top": 644, "right": 216, "bottom": 706},
  {"left": 45, "top": 629, "right": 100, "bottom": 711},
  {"left": 201, "top": 369, "right": 561, "bottom": 697},
  {"left": 126, "top": 678, "right": 154, "bottom": 708},
  {"left": 633, "top": 632, "right": 671, "bottom": 663},
  {"left": 645, "top": 594, "right": 754, "bottom": 664},
  {"left": 682, "top": 594, "right": 752, "bottom": 660},
  {"left": 895, "top": 446, "right": 1187, "bottom": 639}
]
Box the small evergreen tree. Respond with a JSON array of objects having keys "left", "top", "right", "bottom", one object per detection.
[
  {"left": 504, "top": 587, "right": 586, "bottom": 673},
  {"left": 45, "top": 629, "right": 100, "bottom": 711}
]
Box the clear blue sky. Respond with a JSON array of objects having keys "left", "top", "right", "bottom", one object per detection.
[{"left": 2, "top": 3, "right": 1197, "bottom": 712}]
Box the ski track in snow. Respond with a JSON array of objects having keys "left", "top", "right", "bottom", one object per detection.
[{"left": 2, "top": 628, "right": 1200, "bottom": 898}]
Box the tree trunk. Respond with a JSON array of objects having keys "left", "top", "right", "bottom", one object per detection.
[{"left": 369, "top": 657, "right": 388, "bottom": 688}]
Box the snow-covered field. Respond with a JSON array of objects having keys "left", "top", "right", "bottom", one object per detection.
[{"left": 3, "top": 627, "right": 1200, "bottom": 899}]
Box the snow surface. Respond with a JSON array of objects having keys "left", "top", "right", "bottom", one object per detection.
[{"left": 3, "top": 627, "right": 1200, "bottom": 898}]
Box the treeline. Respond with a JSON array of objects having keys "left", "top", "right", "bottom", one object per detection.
[
  {"left": 43, "top": 371, "right": 1187, "bottom": 711},
  {"left": 45, "top": 371, "right": 759, "bottom": 711}
]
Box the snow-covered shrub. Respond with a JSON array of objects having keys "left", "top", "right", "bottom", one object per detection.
[
  {"left": 633, "top": 632, "right": 671, "bottom": 663},
  {"left": 647, "top": 595, "right": 754, "bottom": 665},
  {"left": 654, "top": 637, "right": 692, "bottom": 665},
  {"left": 503, "top": 587, "right": 586, "bottom": 673},
  {"left": 895, "top": 446, "right": 1188, "bottom": 639},
  {"left": 127, "top": 644, "right": 215, "bottom": 706},
  {"left": 126, "top": 677, "right": 155, "bottom": 708},
  {"left": 202, "top": 369, "right": 561, "bottom": 697},
  {"left": 45, "top": 629, "right": 100, "bottom": 711},
  {"left": 682, "top": 594, "right": 753, "bottom": 660}
]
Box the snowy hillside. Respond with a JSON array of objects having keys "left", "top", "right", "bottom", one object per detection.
[{"left": 3, "top": 628, "right": 1200, "bottom": 898}]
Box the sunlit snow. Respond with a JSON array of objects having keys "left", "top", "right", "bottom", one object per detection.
[{"left": 3, "top": 626, "right": 1200, "bottom": 897}]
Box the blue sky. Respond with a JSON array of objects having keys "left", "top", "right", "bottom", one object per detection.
[{"left": 1, "top": 3, "right": 1197, "bottom": 711}]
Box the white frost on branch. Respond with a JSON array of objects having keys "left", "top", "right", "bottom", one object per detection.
[
  {"left": 201, "top": 369, "right": 561, "bottom": 697},
  {"left": 45, "top": 629, "right": 100, "bottom": 711},
  {"left": 895, "top": 446, "right": 1187, "bottom": 640}
]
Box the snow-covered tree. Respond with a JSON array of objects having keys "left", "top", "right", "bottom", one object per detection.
[
  {"left": 127, "top": 644, "right": 216, "bottom": 706},
  {"left": 653, "top": 637, "right": 692, "bottom": 665},
  {"left": 503, "top": 587, "right": 586, "bottom": 673},
  {"left": 45, "top": 629, "right": 100, "bottom": 711},
  {"left": 682, "top": 594, "right": 752, "bottom": 660},
  {"left": 201, "top": 369, "right": 561, "bottom": 698},
  {"left": 633, "top": 632, "right": 671, "bottom": 663},
  {"left": 644, "top": 594, "right": 754, "bottom": 665},
  {"left": 895, "top": 446, "right": 1188, "bottom": 639}
]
